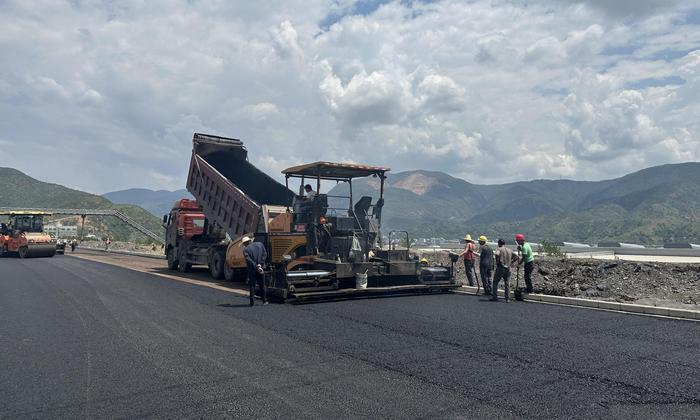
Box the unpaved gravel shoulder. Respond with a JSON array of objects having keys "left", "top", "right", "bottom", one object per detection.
[{"left": 425, "top": 251, "right": 700, "bottom": 311}]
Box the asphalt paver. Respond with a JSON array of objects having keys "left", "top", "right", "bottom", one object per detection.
[{"left": 1, "top": 256, "right": 698, "bottom": 419}]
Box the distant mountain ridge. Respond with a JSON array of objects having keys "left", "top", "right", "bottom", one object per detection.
[
  {"left": 0, "top": 167, "right": 163, "bottom": 243},
  {"left": 10, "top": 161, "right": 697, "bottom": 245},
  {"left": 329, "top": 162, "right": 700, "bottom": 244},
  {"left": 103, "top": 188, "right": 192, "bottom": 217}
]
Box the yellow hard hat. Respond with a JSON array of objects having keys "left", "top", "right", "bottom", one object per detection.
[
  {"left": 479, "top": 235, "right": 488, "bottom": 242},
  {"left": 420, "top": 257, "right": 429, "bottom": 264},
  {"left": 464, "top": 234, "right": 473, "bottom": 242}
]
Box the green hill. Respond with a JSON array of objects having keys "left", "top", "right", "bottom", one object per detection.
[
  {"left": 0, "top": 167, "right": 163, "bottom": 243},
  {"left": 329, "top": 162, "right": 700, "bottom": 245}
]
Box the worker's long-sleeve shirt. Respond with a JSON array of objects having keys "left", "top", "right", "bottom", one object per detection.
[
  {"left": 243, "top": 242, "right": 267, "bottom": 269},
  {"left": 479, "top": 244, "right": 494, "bottom": 269}
]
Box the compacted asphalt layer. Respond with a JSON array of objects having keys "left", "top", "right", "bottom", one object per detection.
[{"left": 1, "top": 256, "right": 699, "bottom": 419}]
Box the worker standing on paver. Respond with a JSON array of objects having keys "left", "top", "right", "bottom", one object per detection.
[
  {"left": 492, "top": 239, "right": 518, "bottom": 302},
  {"left": 243, "top": 236, "right": 268, "bottom": 306},
  {"left": 515, "top": 233, "right": 534, "bottom": 293},
  {"left": 304, "top": 184, "right": 317, "bottom": 200},
  {"left": 458, "top": 234, "right": 477, "bottom": 286},
  {"left": 477, "top": 235, "right": 493, "bottom": 295}
]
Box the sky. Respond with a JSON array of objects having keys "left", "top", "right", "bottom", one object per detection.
[{"left": 1, "top": 0, "right": 700, "bottom": 194}]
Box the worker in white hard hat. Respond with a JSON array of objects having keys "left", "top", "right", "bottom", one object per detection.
[
  {"left": 242, "top": 235, "right": 268, "bottom": 306},
  {"left": 457, "top": 234, "right": 476, "bottom": 286}
]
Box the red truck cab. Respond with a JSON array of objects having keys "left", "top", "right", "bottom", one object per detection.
[
  {"left": 163, "top": 198, "right": 226, "bottom": 275},
  {"left": 165, "top": 199, "right": 205, "bottom": 241}
]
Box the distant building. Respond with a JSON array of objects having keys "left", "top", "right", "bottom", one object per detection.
[
  {"left": 664, "top": 243, "right": 700, "bottom": 249},
  {"left": 44, "top": 223, "right": 78, "bottom": 238},
  {"left": 597, "top": 242, "right": 645, "bottom": 248}
]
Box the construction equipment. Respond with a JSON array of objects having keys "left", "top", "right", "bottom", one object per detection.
[
  {"left": 164, "top": 133, "right": 296, "bottom": 280},
  {"left": 171, "top": 132, "right": 457, "bottom": 301},
  {"left": 0, "top": 211, "right": 57, "bottom": 258},
  {"left": 0, "top": 207, "right": 164, "bottom": 244},
  {"left": 162, "top": 198, "right": 227, "bottom": 276}
]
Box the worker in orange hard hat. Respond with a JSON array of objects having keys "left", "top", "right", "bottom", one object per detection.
[
  {"left": 515, "top": 233, "right": 534, "bottom": 293},
  {"left": 458, "top": 234, "right": 476, "bottom": 287}
]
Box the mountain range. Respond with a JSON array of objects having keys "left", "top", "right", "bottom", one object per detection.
[
  {"left": 0, "top": 167, "right": 163, "bottom": 243},
  {"left": 327, "top": 162, "right": 700, "bottom": 244},
  {"left": 4, "top": 162, "right": 700, "bottom": 245},
  {"left": 103, "top": 188, "right": 191, "bottom": 217}
]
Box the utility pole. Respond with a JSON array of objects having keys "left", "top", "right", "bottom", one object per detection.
[{"left": 80, "top": 214, "right": 86, "bottom": 242}]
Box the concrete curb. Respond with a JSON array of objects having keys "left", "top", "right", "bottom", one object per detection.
[
  {"left": 79, "top": 246, "right": 166, "bottom": 260},
  {"left": 455, "top": 286, "right": 699, "bottom": 321}
]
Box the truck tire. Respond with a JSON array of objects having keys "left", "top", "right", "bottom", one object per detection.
[
  {"left": 18, "top": 246, "right": 28, "bottom": 259},
  {"left": 166, "top": 248, "right": 178, "bottom": 270},
  {"left": 178, "top": 259, "right": 191, "bottom": 273},
  {"left": 176, "top": 247, "right": 191, "bottom": 272},
  {"left": 209, "top": 251, "right": 224, "bottom": 279},
  {"left": 223, "top": 262, "right": 244, "bottom": 282},
  {"left": 0, "top": 244, "right": 7, "bottom": 257}
]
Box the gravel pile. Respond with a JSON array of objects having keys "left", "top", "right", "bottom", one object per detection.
[{"left": 421, "top": 251, "right": 700, "bottom": 310}]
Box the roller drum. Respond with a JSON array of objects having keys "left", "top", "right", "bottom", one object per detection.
[{"left": 19, "top": 244, "right": 57, "bottom": 258}]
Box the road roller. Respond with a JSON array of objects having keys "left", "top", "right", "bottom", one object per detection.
[{"left": 0, "top": 211, "right": 57, "bottom": 258}]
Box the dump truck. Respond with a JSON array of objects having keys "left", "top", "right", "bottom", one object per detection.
[
  {"left": 0, "top": 211, "right": 57, "bottom": 258},
  {"left": 162, "top": 198, "right": 225, "bottom": 275},
  {"left": 168, "top": 132, "right": 456, "bottom": 301},
  {"left": 163, "top": 133, "right": 296, "bottom": 280}
]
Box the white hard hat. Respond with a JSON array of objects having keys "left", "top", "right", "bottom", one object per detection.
[{"left": 241, "top": 235, "right": 252, "bottom": 245}]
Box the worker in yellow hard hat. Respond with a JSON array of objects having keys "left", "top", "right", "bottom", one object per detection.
[
  {"left": 477, "top": 235, "right": 493, "bottom": 295},
  {"left": 458, "top": 234, "right": 476, "bottom": 286}
]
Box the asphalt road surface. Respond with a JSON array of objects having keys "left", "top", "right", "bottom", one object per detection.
[{"left": 1, "top": 256, "right": 699, "bottom": 419}]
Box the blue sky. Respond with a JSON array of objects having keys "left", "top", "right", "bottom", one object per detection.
[{"left": 0, "top": 0, "right": 699, "bottom": 193}]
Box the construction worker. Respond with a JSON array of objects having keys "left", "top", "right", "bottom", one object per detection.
[
  {"left": 515, "top": 233, "right": 534, "bottom": 293},
  {"left": 304, "top": 184, "right": 317, "bottom": 200},
  {"left": 491, "top": 239, "right": 518, "bottom": 302},
  {"left": 477, "top": 235, "right": 493, "bottom": 295},
  {"left": 458, "top": 234, "right": 476, "bottom": 286},
  {"left": 420, "top": 257, "right": 429, "bottom": 266},
  {"left": 242, "top": 236, "right": 268, "bottom": 306}
]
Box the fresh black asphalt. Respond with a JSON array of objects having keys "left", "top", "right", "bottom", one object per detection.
[{"left": 1, "top": 256, "right": 699, "bottom": 419}]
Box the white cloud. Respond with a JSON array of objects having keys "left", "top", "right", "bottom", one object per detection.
[
  {"left": 0, "top": 0, "right": 699, "bottom": 193},
  {"left": 242, "top": 102, "right": 280, "bottom": 122}
]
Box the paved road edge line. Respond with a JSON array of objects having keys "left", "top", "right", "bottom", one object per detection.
[
  {"left": 70, "top": 253, "right": 249, "bottom": 297},
  {"left": 454, "top": 286, "right": 699, "bottom": 321},
  {"left": 80, "top": 246, "right": 166, "bottom": 259}
]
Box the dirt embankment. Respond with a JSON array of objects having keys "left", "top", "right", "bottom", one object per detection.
[{"left": 423, "top": 251, "right": 700, "bottom": 310}]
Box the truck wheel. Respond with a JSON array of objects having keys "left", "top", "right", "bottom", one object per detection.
[
  {"left": 209, "top": 251, "right": 224, "bottom": 279},
  {"left": 178, "top": 259, "right": 191, "bottom": 273},
  {"left": 176, "top": 248, "right": 191, "bottom": 272},
  {"left": 18, "top": 246, "right": 28, "bottom": 259},
  {"left": 166, "top": 248, "right": 178, "bottom": 270},
  {"left": 0, "top": 244, "right": 7, "bottom": 257},
  {"left": 223, "top": 262, "right": 235, "bottom": 282}
]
